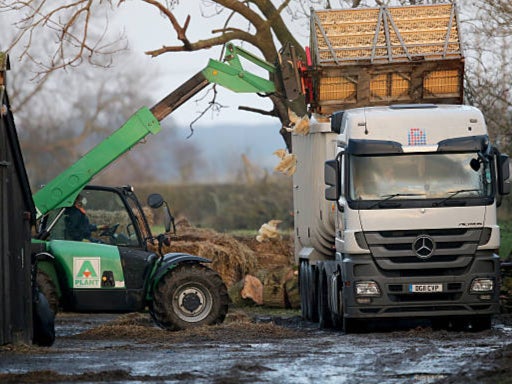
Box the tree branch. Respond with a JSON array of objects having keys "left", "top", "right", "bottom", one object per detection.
[{"left": 145, "top": 30, "right": 259, "bottom": 56}]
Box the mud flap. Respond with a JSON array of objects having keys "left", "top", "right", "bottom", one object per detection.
[{"left": 32, "top": 289, "right": 55, "bottom": 347}]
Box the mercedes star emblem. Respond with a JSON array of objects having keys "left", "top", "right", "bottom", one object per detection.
[{"left": 412, "top": 235, "right": 435, "bottom": 259}]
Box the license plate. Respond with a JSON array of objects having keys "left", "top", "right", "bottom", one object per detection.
[{"left": 409, "top": 284, "right": 443, "bottom": 293}]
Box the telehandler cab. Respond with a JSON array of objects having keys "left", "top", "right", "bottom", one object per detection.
[{"left": 35, "top": 185, "right": 229, "bottom": 330}]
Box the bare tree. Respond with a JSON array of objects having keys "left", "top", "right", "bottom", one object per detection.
[
  {"left": 1, "top": 0, "right": 384, "bottom": 150},
  {"left": 9, "top": 49, "right": 164, "bottom": 187},
  {"left": 1, "top": 7, "right": 214, "bottom": 187},
  {"left": 3, "top": 0, "right": 509, "bottom": 155},
  {"left": 460, "top": 0, "right": 512, "bottom": 154},
  {"left": 0, "top": 1, "right": 126, "bottom": 76}
]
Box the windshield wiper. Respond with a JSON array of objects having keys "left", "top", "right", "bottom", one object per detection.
[
  {"left": 368, "top": 193, "right": 425, "bottom": 209},
  {"left": 434, "top": 189, "right": 481, "bottom": 206}
]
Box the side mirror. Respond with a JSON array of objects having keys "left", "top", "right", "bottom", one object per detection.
[
  {"left": 498, "top": 154, "right": 510, "bottom": 196},
  {"left": 325, "top": 159, "right": 340, "bottom": 201},
  {"left": 147, "top": 193, "right": 164, "bottom": 209},
  {"left": 148, "top": 193, "right": 175, "bottom": 234}
]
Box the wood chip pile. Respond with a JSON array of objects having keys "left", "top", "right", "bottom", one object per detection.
[{"left": 155, "top": 219, "right": 299, "bottom": 309}]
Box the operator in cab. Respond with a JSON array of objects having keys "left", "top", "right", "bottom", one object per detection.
[{"left": 64, "top": 194, "right": 102, "bottom": 241}]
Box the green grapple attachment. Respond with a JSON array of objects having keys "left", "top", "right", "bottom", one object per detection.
[{"left": 202, "top": 43, "right": 276, "bottom": 94}]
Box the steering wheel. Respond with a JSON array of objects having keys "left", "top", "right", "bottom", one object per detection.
[{"left": 100, "top": 223, "right": 119, "bottom": 237}]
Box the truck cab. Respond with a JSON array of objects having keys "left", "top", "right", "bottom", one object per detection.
[{"left": 315, "top": 104, "right": 510, "bottom": 330}]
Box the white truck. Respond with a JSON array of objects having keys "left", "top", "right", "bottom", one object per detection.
[{"left": 293, "top": 4, "right": 510, "bottom": 331}]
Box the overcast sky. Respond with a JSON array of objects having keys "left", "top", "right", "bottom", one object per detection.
[
  {"left": 111, "top": 2, "right": 288, "bottom": 130},
  {"left": 104, "top": 2, "right": 302, "bottom": 180}
]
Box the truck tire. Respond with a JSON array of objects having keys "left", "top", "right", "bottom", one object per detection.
[
  {"left": 329, "top": 272, "right": 343, "bottom": 329},
  {"left": 299, "top": 261, "right": 309, "bottom": 320},
  {"left": 344, "top": 317, "right": 362, "bottom": 334},
  {"left": 331, "top": 273, "right": 363, "bottom": 333},
  {"left": 317, "top": 269, "right": 332, "bottom": 329},
  {"left": 151, "top": 263, "right": 229, "bottom": 331},
  {"left": 36, "top": 270, "right": 59, "bottom": 315},
  {"left": 307, "top": 264, "right": 318, "bottom": 322},
  {"left": 299, "top": 261, "right": 318, "bottom": 322},
  {"left": 468, "top": 315, "right": 492, "bottom": 332}
]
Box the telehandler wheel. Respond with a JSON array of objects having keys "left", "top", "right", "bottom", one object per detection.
[
  {"left": 36, "top": 270, "right": 59, "bottom": 315},
  {"left": 151, "top": 263, "right": 229, "bottom": 331}
]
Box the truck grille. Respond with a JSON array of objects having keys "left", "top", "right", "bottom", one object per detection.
[{"left": 364, "top": 228, "right": 482, "bottom": 274}]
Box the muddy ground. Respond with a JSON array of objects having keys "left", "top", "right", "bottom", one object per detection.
[
  {"left": 2, "top": 232, "right": 512, "bottom": 383},
  {"left": 1, "top": 309, "right": 512, "bottom": 384}
]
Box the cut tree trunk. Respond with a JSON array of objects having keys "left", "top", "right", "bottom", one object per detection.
[{"left": 228, "top": 274, "right": 263, "bottom": 306}]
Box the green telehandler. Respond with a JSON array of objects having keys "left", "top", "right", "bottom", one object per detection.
[{"left": 32, "top": 43, "right": 285, "bottom": 330}]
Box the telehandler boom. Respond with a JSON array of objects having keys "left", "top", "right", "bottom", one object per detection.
[
  {"left": 33, "top": 43, "right": 281, "bottom": 330},
  {"left": 33, "top": 43, "right": 277, "bottom": 218}
]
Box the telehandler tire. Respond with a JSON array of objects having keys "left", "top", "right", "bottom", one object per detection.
[
  {"left": 36, "top": 270, "right": 59, "bottom": 315},
  {"left": 151, "top": 263, "right": 229, "bottom": 331},
  {"left": 32, "top": 289, "right": 55, "bottom": 346}
]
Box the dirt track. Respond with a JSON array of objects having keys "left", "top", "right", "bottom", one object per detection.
[{"left": 1, "top": 309, "right": 512, "bottom": 384}]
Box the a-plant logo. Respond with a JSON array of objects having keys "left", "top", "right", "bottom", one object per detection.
[{"left": 73, "top": 257, "right": 101, "bottom": 288}]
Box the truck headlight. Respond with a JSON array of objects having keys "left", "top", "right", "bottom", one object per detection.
[
  {"left": 355, "top": 281, "right": 380, "bottom": 296},
  {"left": 470, "top": 278, "right": 494, "bottom": 293}
]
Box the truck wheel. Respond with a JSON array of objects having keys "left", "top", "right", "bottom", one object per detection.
[
  {"left": 317, "top": 270, "right": 332, "bottom": 329},
  {"left": 299, "top": 261, "right": 318, "bottom": 322},
  {"left": 468, "top": 315, "right": 492, "bottom": 332},
  {"left": 151, "top": 263, "right": 229, "bottom": 331},
  {"left": 306, "top": 263, "right": 318, "bottom": 322},
  {"left": 299, "top": 261, "right": 309, "bottom": 320},
  {"left": 32, "top": 290, "right": 55, "bottom": 346},
  {"left": 36, "top": 270, "right": 59, "bottom": 315},
  {"left": 344, "top": 317, "right": 362, "bottom": 334},
  {"left": 334, "top": 275, "right": 363, "bottom": 333},
  {"left": 329, "top": 273, "right": 343, "bottom": 329}
]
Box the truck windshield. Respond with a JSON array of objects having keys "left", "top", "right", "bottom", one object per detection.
[{"left": 349, "top": 152, "right": 492, "bottom": 202}]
